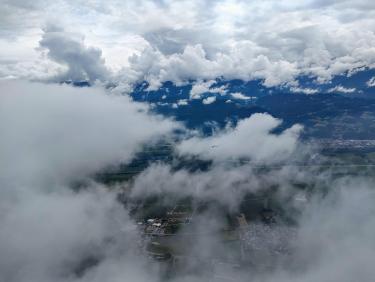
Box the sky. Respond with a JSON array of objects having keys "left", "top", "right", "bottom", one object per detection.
[
  {"left": 2, "top": 1, "right": 375, "bottom": 282},
  {"left": 1, "top": 0, "right": 375, "bottom": 90}
]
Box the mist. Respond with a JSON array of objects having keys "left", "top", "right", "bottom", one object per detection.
[
  {"left": 0, "top": 80, "right": 175, "bottom": 282},
  {"left": 1, "top": 80, "right": 375, "bottom": 282}
]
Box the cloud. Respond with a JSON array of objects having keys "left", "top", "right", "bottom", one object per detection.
[
  {"left": 327, "top": 85, "right": 357, "bottom": 93},
  {"left": 177, "top": 99, "right": 189, "bottom": 106},
  {"left": 202, "top": 96, "right": 216, "bottom": 104},
  {"left": 190, "top": 80, "right": 227, "bottom": 99},
  {"left": 109, "top": 0, "right": 375, "bottom": 89},
  {"left": 284, "top": 178, "right": 375, "bottom": 282},
  {"left": 0, "top": 80, "right": 176, "bottom": 187},
  {"left": 128, "top": 149, "right": 375, "bottom": 282},
  {"left": 0, "top": 80, "right": 182, "bottom": 282},
  {"left": 125, "top": 112, "right": 375, "bottom": 282},
  {"left": 177, "top": 113, "right": 303, "bottom": 163},
  {"left": 0, "top": 0, "right": 44, "bottom": 38},
  {"left": 39, "top": 24, "right": 110, "bottom": 83},
  {"left": 0, "top": 186, "right": 151, "bottom": 282},
  {"left": 2, "top": 1, "right": 375, "bottom": 89},
  {"left": 121, "top": 43, "right": 300, "bottom": 90},
  {"left": 367, "top": 77, "right": 375, "bottom": 87},
  {"left": 290, "top": 87, "right": 319, "bottom": 95},
  {"left": 230, "top": 92, "right": 251, "bottom": 100},
  {"left": 130, "top": 160, "right": 309, "bottom": 211},
  {"left": 2, "top": 2, "right": 375, "bottom": 281},
  {"left": 1, "top": 80, "right": 375, "bottom": 282},
  {"left": 129, "top": 112, "right": 307, "bottom": 210}
]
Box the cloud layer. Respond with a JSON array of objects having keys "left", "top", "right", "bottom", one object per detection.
[
  {"left": 1, "top": 0, "right": 375, "bottom": 89},
  {"left": 0, "top": 80, "right": 176, "bottom": 187},
  {"left": 177, "top": 113, "right": 303, "bottom": 163},
  {"left": 1, "top": 2, "right": 375, "bottom": 281},
  {"left": 0, "top": 80, "right": 177, "bottom": 282},
  {"left": 1, "top": 80, "right": 375, "bottom": 282}
]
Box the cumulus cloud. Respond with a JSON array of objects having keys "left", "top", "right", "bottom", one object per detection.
[
  {"left": 130, "top": 112, "right": 306, "bottom": 209},
  {"left": 2, "top": 0, "right": 375, "bottom": 89},
  {"left": 230, "top": 92, "right": 251, "bottom": 100},
  {"left": 119, "top": 43, "right": 300, "bottom": 90},
  {"left": 190, "top": 80, "right": 227, "bottom": 99},
  {"left": 177, "top": 113, "right": 303, "bottom": 163},
  {"left": 39, "top": 24, "right": 110, "bottom": 83},
  {"left": 108, "top": 0, "right": 375, "bottom": 89},
  {"left": 202, "top": 96, "right": 216, "bottom": 104}
]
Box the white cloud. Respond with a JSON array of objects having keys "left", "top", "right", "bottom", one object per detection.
[
  {"left": 110, "top": 0, "right": 375, "bottom": 89},
  {"left": 0, "top": 79, "right": 180, "bottom": 282},
  {"left": 190, "top": 80, "right": 214, "bottom": 99},
  {"left": 0, "top": 80, "right": 176, "bottom": 186},
  {"left": 131, "top": 163, "right": 269, "bottom": 210},
  {"left": 202, "top": 96, "right": 217, "bottom": 104},
  {"left": 2, "top": 0, "right": 375, "bottom": 88},
  {"left": 290, "top": 87, "right": 319, "bottom": 95},
  {"left": 0, "top": 185, "right": 151, "bottom": 282},
  {"left": 122, "top": 44, "right": 300, "bottom": 90},
  {"left": 367, "top": 77, "right": 375, "bottom": 87},
  {"left": 177, "top": 113, "right": 303, "bottom": 163},
  {"left": 1, "top": 80, "right": 375, "bottom": 282},
  {"left": 129, "top": 163, "right": 375, "bottom": 282},
  {"left": 231, "top": 92, "right": 251, "bottom": 100},
  {"left": 190, "top": 80, "right": 227, "bottom": 99},
  {"left": 177, "top": 99, "right": 189, "bottom": 106},
  {"left": 327, "top": 85, "right": 357, "bottom": 93},
  {"left": 288, "top": 180, "right": 375, "bottom": 282}
]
